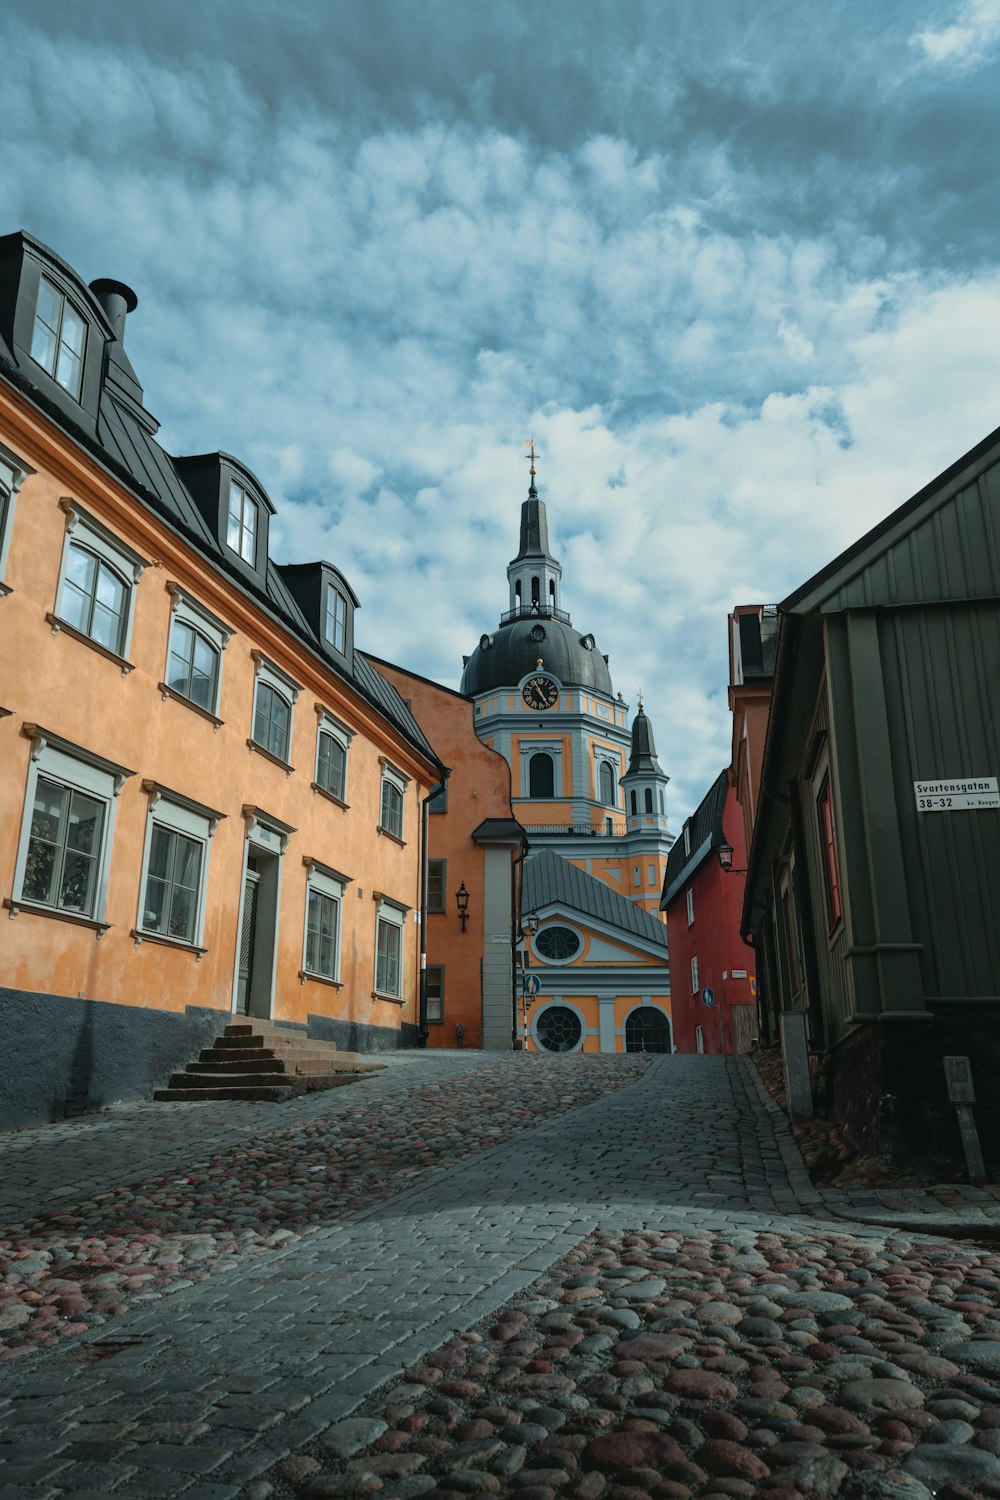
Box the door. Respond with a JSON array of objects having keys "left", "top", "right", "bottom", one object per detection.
[{"left": 236, "top": 866, "right": 260, "bottom": 1015}]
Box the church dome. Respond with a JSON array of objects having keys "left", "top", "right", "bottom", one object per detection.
[{"left": 461, "top": 615, "right": 613, "bottom": 696}]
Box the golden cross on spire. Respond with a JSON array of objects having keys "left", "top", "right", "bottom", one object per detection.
[
  {"left": 524, "top": 437, "right": 540, "bottom": 479},
  {"left": 637, "top": 687, "right": 644, "bottom": 710}
]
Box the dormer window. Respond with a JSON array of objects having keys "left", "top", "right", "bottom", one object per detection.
[
  {"left": 324, "top": 584, "right": 347, "bottom": 655},
  {"left": 227, "top": 482, "right": 257, "bottom": 565},
  {"left": 31, "top": 277, "right": 87, "bottom": 401}
]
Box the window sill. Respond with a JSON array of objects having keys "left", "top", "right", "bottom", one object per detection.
[
  {"left": 299, "top": 969, "right": 343, "bottom": 989},
  {"left": 5, "top": 897, "right": 109, "bottom": 935},
  {"left": 131, "top": 927, "right": 207, "bottom": 958},
  {"left": 158, "top": 682, "right": 224, "bottom": 729},
  {"left": 371, "top": 991, "right": 404, "bottom": 1005},
  {"left": 0, "top": 581, "right": 11, "bottom": 599},
  {"left": 46, "top": 613, "right": 134, "bottom": 674},
  {"left": 377, "top": 825, "right": 406, "bottom": 847},
  {"left": 247, "top": 739, "right": 294, "bottom": 775},
  {"left": 312, "top": 782, "right": 349, "bottom": 811}
]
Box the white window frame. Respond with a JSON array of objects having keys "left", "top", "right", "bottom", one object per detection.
[
  {"left": 378, "top": 757, "right": 410, "bottom": 842},
  {"left": 10, "top": 725, "right": 134, "bottom": 929},
  {"left": 683, "top": 824, "right": 691, "bottom": 857},
  {"left": 301, "top": 857, "right": 349, "bottom": 984},
  {"left": 324, "top": 582, "right": 348, "bottom": 655},
  {"left": 594, "top": 752, "right": 619, "bottom": 809},
  {"left": 314, "top": 706, "right": 353, "bottom": 805},
  {"left": 686, "top": 888, "right": 695, "bottom": 927},
  {"left": 50, "top": 501, "right": 147, "bottom": 667},
  {"left": 0, "top": 441, "right": 35, "bottom": 595},
  {"left": 250, "top": 652, "right": 301, "bottom": 767},
  {"left": 373, "top": 895, "right": 407, "bottom": 1000},
  {"left": 134, "top": 783, "right": 222, "bottom": 952},
  {"left": 226, "top": 480, "right": 258, "bottom": 566},
  {"left": 31, "top": 275, "right": 88, "bottom": 401},
  {"left": 691, "top": 954, "right": 700, "bottom": 994},
  {"left": 162, "top": 584, "right": 232, "bottom": 720}
]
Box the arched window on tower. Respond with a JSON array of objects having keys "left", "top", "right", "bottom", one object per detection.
[
  {"left": 515, "top": 580, "right": 521, "bottom": 604},
  {"left": 644, "top": 788, "right": 654, "bottom": 814},
  {"left": 529, "top": 753, "right": 554, "bottom": 798},
  {"left": 658, "top": 788, "right": 665, "bottom": 814},
  {"left": 599, "top": 761, "right": 615, "bottom": 806},
  {"left": 531, "top": 576, "right": 540, "bottom": 605},
  {"left": 549, "top": 579, "right": 555, "bottom": 604},
  {"left": 630, "top": 789, "right": 637, "bottom": 816}
]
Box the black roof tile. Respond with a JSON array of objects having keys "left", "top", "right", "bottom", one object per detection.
[{"left": 523, "top": 848, "right": 667, "bottom": 949}]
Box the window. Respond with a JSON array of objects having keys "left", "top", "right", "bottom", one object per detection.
[
  {"left": 683, "top": 825, "right": 691, "bottom": 857},
  {"left": 428, "top": 782, "right": 448, "bottom": 813},
  {"left": 783, "top": 886, "right": 800, "bottom": 991},
  {"left": 648, "top": 864, "right": 656, "bottom": 885},
  {"left": 317, "top": 729, "right": 346, "bottom": 799},
  {"left": 427, "top": 859, "right": 446, "bottom": 913},
  {"left": 426, "top": 965, "right": 444, "bottom": 1023},
  {"left": 52, "top": 504, "right": 146, "bottom": 663},
  {"left": 0, "top": 442, "right": 34, "bottom": 593},
  {"left": 691, "top": 955, "right": 700, "bottom": 994},
  {"left": 630, "top": 789, "right": 637, "bottom": 816},
  {"left": 534, "top": 925, "right": 581, "bottom": 961},
  {"left": 226, "top": 481, "right": 257, "bottom": 565},
  {"left": 324, "top": 585, "right": 348, "bottom": 654},
  {"left": 302, "top": 863, "right": 347, "bottom": 982},
  {"left": 686, "top": 888, "right": 694, "bottom": 927},
  {"left": 625, "top": 1008, "right": 672, "bottom": 1053},
  {"left": 374, "top": 898, "right": 407, "bottom": 998},
  {"left": 529, "top": 753, "right": 554, "bottom": 798},
  {"left": 167, "top": 622, "right": 218, "bottom": 712},
  {"left": 536, "top": 1005, "right": 582, "bottom": 1052},
  {"left": 817, "top": 778, "right": 843, "bottom": 928},
  {"left": 633, "top": 864, "right": 641, "bottom": 886},
  {"left": 11, "top": 727, "right": 132, "bottom": 927},
  {"left": 644, "top": 788, "right": 654, "bottom": 814},
  {"left": 135, "top": 786, "right": 219, "bottom": 950},
  {"left": 599, "top": 761, "right": 616, "bottom": 806},
  {"left": 31, "top": 276, "right": 87, "bottom": 400},
  {"left": 250, "top": 654, "right": 300, "bottom": 766},
  {"left": 379, "top": 760, "right": 409, "bottom": 841},
  {"left": 658, "top": 789, "right": 665, "bottom": 815}
]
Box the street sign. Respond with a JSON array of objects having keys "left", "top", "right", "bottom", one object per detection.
[
  {"left": 914, "top": 777, "right": 999, "bottom": 812},
  {"left": 701, "top": 987, "right": 715, "bottom": 1007},
  {"left": 523, "top": 974, "right": 540, "bottom": 997}
]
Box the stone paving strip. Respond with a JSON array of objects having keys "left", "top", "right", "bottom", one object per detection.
[
  {"left": 1, "top": 1053, "right": 998, "bottom": 1500},
  {"left": 0, "top": 1053, "right": 650, "bottom": 1360}
]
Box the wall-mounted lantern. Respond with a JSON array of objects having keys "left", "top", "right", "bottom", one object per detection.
[
  {"left": 717, "top": 840, "right": 748, "bottom": 875},
  {"left": 455, "top": 881, "right": 471, "bottom": 932}
]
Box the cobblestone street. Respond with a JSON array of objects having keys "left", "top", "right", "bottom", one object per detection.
[{"left": 2, "top": 1051, "right": 1000, "bottom": 1499}]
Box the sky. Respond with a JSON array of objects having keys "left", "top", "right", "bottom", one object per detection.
[{"left": 4, "top": 0, "right": 1000, "bottom": 819}]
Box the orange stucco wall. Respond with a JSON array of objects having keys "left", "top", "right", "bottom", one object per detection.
[
  {"left": 374, "top": 660, "right": 518, "bottom": 1049},
  {"left": 0, "top": 389, "right": 435, "bottom": 1033},
  {"left": 522, "top": 994, "right": 673, "bottom": 1053}
]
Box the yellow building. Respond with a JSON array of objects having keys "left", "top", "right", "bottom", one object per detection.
[{"left": 0, "top": 231, "right": 443, "bottom": 1126}]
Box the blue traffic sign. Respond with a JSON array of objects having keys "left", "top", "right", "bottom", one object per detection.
[
  {"left": 701, "top": 987, "right": 715, "bottom": 1007},
  {"left": 523, "top": 974, "right": 541, "bottom": 997}
]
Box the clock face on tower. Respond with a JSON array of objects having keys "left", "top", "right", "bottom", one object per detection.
[{"left": 522, "top": 675, "right": 559, "bottom": 710}]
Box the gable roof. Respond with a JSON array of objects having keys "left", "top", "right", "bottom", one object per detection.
[
  {"left": 661, "top": 769, "right": 728, "bottom": 909},
  {"left": 523, "top": 848, "right": 667, "bottom": 949}
]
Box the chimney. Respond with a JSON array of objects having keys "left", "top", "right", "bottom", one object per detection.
[{"left": 89, "top": 278, "right": 138, "bottom": 343}]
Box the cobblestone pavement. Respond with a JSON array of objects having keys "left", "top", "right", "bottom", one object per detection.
[{"left": 1, "top": 1052, "right": 998, "bottom": 1500}]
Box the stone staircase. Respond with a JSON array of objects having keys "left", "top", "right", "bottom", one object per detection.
[{"left": 154, "top": 1019, "right": 384, "bottom": 1103}]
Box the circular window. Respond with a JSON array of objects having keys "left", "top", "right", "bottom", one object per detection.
[
  {"left": 530, "top": 623, "right": 546, "bottom": 642},
  {"left": 534, "top": 925, "right": 581, "bottom": 961},
  {"left": 536, "top": 1006, "right": 583, "bottom": 1052}
]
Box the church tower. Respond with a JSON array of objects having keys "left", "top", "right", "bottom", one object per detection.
[{"left": 461, "top": 455, "right": 673, "bottom": 912}]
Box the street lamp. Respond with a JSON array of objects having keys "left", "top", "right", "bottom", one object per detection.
[
  {"left": 717, "top": 840, "right": 748, "bottom": 875},
  {"left": 521, "top": 910, "right": 539, "bottom": 938},
  {"left": 455, "top": 881, "right": 471, "bottom": 932}
]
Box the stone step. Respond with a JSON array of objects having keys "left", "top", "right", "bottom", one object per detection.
[
  {"left": 154, "top": 1084, "right": 296, "bottom": 1103},
  {"left": 215, "top": 1033, "right": 270, "bottom": 1049},
  {"left": 167, "top": 1071, "right": 290, "bottom": 1090},
  {"left": 199, "top": 1046, "right": 283, "bottom": 1064},
  {"left": 189, "top": 1057, "right": 291, "bottom": 1075}
]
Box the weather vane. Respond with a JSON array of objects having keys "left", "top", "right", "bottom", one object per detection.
[{"left": 524, "top": 436, "right": 541, "bottom": 480}]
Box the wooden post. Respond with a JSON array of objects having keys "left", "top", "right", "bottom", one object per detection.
[
  {"left": 780, "top": 1011, "right": 814, "bottom": 1121},
  {"left": 943, "top": 1056, "right": 987, "bottom": 1186}
]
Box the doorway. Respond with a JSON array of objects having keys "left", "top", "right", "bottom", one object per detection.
[{"left": 235, "top": 847, "right": 280, "bottom": 1018}]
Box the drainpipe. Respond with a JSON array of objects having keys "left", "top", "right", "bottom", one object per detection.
[
  {"left": 418, "top": 779, "right": 447, "bottom": 1047},
  {"left": 510, "top": 836, "right": 531, "bottom": 1048}
]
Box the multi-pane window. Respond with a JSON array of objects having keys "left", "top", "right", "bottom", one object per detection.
[
  {"left": 226, "top": 482, "right": 257, "bottom": 565},
  {"left": 427, "top": 859, "right": 446, "bottom": 913},
  {"left": 426, "top": 965, "right": 444, "bottom": 1023},
  {"left": 691, "top": 955, "right": 700, "bottom": 994},
  {"left": 142, "top": 825, "right": 202, "bottom": 943},
  {"left": 254, "top": 682, "right": 291, "bottom": 761},
  {"left": 305, "top": 888, "right": 340, "bottom": 980},
  {"left": 376, "top": 914, "right": 402, "bottom": 997},
  {"left": 167, "top": 621, "right": 219, "bottom": 712},
  {"left": 59, "top": 543, "right": 129, "bottom": 655},
  {"left": 686, "top": 888, "right": 695, "bottom": 927},
  {"left": 316, "top": 729, "right": 346, "bottom": 800},
  {"left": 324, "top": 585, "right": 347, "bottom": 654},
  {"left": 380, "top": 778, "right": 404, "bottom": 839},
  {"left": 817, "top": 778, "right": 843, "bottom": 928},
  {"left": 428, "top": 782, "right": 448, "bottom": 813},
  {"left": 31, "top": 277, "right": 87, "bottom": 400},
  {"left": 22, "top": 775, "right": 105, "bottom": 917}
]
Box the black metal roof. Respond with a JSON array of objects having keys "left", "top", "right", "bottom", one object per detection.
[
  {"left": 661, "top": 768, "right": 728, "bottom": 908},
  {"left": 510, "top": 486, "right": 553, "bottom": 562},
  {"left": 625, "top": 706, "right": 667, "bottom": 778},
  {"left": 460, "top": 614, "right": 613, "bottom": 696},
  {"left": 0, "top": 230, "right": 441, "bottom": 773},
  {"left": 523, "top": 848, "right": 667, "bottom": 949}
]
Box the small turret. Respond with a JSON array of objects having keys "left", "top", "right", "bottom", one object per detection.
[{"left": 621, "top": 700, "right": 670, "bottom": 832}]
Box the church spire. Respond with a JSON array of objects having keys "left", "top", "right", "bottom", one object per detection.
[{"left": 507, "top": 441, "right": 563, "bottom": 616}]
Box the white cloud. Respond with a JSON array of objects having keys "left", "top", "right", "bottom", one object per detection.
[{"left": 911, "top": 0, "right": 1000, "bottom": 63}]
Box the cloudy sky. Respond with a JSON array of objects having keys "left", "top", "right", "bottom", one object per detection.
[{"left": 5, "top": 1, "right": 1000, "bottom": 818}]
